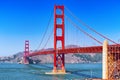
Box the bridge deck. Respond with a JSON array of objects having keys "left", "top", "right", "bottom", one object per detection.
[{"left": 28, "top": 45, "right": 120, "bottom": 57}]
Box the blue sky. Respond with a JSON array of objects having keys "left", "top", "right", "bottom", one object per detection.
[{"left": 0, "top": 0, "right": 120, "bottom": 56}]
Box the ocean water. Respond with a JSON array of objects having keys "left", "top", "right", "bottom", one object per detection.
[{"left": 0, "top": 63, "right": 102, "bottom": 80}]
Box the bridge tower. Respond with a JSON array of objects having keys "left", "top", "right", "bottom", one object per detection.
[
  {"left": 23, "top": 40, "right": 29, "bottom": 64},
  {"left": 53, "top": 5, "right": 66, "bottom": 73}
]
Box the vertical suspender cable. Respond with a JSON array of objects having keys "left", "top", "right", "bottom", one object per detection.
[
  {"left": 65, "top": 6, "right": 118, "bottom": 45},
  {"left": 65, "top": 15, "right": 102, "bottom": 45}
]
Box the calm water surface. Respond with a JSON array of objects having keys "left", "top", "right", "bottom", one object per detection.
[{"left": 0, "top": 63, "right": 102, "bottom": 80}]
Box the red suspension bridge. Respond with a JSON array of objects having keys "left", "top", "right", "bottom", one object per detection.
[{"left": 23, "top": 5, "right": 120, "bottom": 80}]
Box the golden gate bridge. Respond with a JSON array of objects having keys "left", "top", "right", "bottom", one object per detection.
[{"left": 23, "top": 5, "right": 120, "bottom": 80}]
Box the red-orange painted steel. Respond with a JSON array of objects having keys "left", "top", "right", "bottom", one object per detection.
[
  {"left": 28, "top": 50, "right": 54, "bottom": 57},
  {"left": 28, "top": 46, "right": 102, "bottom": 57},
  {"left": 53, "top": 5, "right": 65, "bottom": 72},
  {"left": 58, "top": 46, "right": 102, "bottom": 53},
  {"left": 27, "top": 45, "right": 120, "bottom": 57},
  {"left": 24, "top": 40, "right": 29, "bottom": 64}
]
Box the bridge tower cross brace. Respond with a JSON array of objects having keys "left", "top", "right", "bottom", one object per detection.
[
  {"left": 24, "top": 40, "right": 29, "bottom": 64},
  {"left": 53, "top": 5, "right": 66, "bottom": 73}
]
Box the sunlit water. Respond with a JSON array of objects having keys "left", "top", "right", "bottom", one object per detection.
[{"left": 0, "top": 63, "right": 102, "bottom": 80}]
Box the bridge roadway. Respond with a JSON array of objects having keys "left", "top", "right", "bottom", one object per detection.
[{"left": 27, "top": 45, "right": 120, "bottom": 57}]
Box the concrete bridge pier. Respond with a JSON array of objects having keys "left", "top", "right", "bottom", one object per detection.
[{"left": 102, "top": 40, "right": 108, "bottom": 80}]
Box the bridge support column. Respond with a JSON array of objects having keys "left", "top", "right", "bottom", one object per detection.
[
  {"left": 23, "top": 40, "right": 29, "bottom": 64},
  {"left": 46, "top": 5, "right": 66, "bottom": 74},
  {"left": 102, "top": 40, "right": 108, "bottom": 80},
  {"left": 53, "top": 5, "right": 66, "bottom": 74}
]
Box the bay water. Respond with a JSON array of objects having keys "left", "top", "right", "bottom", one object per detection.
[{"left": 0, "top": 63, "right": 102, "bottom": 80}]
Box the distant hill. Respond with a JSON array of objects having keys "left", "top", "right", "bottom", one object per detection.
[{"left": 0, "top": 45, "right": 102, "bottom": 63}]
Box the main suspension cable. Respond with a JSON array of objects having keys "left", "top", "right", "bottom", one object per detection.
[
  {"left": 42, "top": 29, "right": 53, "bottom": 49},
  {"left": 36, "top": 9, "right": 53, "bottom": 50}
]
